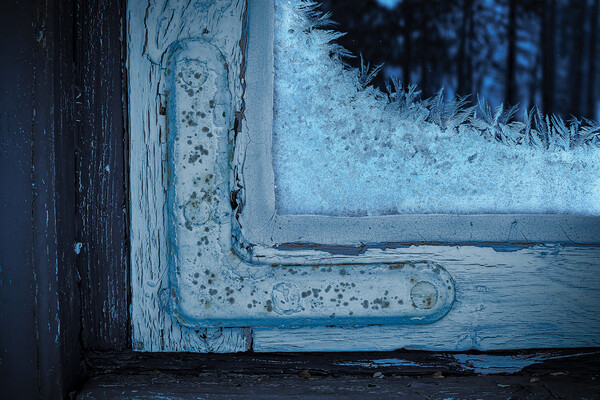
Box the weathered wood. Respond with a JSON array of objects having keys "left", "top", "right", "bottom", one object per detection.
[
  {"left": 55, "top": 0, "right": 85, "bottom": 391},
  {"left": 78, "top": 373, "right": 600, "bottom": 399},
  {"left": 251, "top": 244, "right": 600, "bottom": 351},
  {"left": 83, "top": 349, "right": 600, "bottom": 377},
  {"left": 75, "top": 0, "right": 129, "bottom": 351},
  {"left": 31, "top": 0, "right": 73, "bottom": 396},
  {"left": 129, "top": 0, "right": 251, "bottom": 351},
  {"left": 1, "top": 0, "right": 85, "bottom": 398},
  {"left": 78, "top": 352, "right": 600, "bottom": 399},
  {"left": 130, "top": 0, "right": 600, "bottom": 352}
]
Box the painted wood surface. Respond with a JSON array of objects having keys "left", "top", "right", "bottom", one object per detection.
[
  {"left": 78, "top": 349, "right": 600, "bottom": 399},
  {"left": 130, "top": 0, "right": 600, "bottom": 352},
  {"left": 252, "top": 244, "right": 600, "bottom": 351},
  {"left": 1, "top": 0, "right": 87, "bottom": 397},
  {"left": 159, "top": 1, "right": 457, "bottom": 329},
  {"left": 77, "top": 373, "right": 600, "bottom": 400},
  {"left": 56, "top": 0, "right": 85, "bottom": 392},
  {"left": 76, "top": 0, "right": 130, "bottom": 352},
  {"left": 83, "top": 348, "right": 600, "bottom": 376},
  {"left": 129, "top": 0, "right": 251, "bottom": 351}
]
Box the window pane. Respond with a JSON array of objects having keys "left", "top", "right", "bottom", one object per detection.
[{"left": 272, "top": 0, "right": 600, "bottom": 216}]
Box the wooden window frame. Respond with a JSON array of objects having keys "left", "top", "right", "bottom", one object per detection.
[
  {"left": 2, "top": 0, "right": 599, "bottom": 398},
  {"left": 127, "top": 0, "right": 600, "bottom": 353}
]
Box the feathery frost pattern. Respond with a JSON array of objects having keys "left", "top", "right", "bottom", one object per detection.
[{"left": 272, "top": 0, "right": 600, "bottom": 216}]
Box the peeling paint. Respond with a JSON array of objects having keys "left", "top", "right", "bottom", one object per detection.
[
  {"left": 130, "top": 0, "right": 600, "bottom": 352},
  {"left": 162, "top": 37, "right": 455, "bottom": 328}
]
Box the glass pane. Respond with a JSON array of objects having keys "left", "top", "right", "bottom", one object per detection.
[{"left": 272, "top": 0, "right": 600, "bottom": 216}]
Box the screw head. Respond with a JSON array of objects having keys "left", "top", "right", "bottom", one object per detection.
[{"left": 410, "top": 281, "right": 438, "bottom": 309}]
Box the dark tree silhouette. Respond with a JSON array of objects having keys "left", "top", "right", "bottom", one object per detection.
[
  {"left": 587, "top": 0, "right": 599, "bottom": 118},
  {"left": 505, "top": 0, "right": 518, "bottom": 106},
  {"left": 317, "top": 0, "right": 599, "bottom": 121}
]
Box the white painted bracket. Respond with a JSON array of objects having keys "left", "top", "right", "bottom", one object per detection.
[{"left": 163, "top": 39, "right": 455, "bottom": 328}]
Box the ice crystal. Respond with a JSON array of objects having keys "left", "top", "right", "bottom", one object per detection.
[{"left": 272, "top": 0, "right": 600, "bottom": 215}]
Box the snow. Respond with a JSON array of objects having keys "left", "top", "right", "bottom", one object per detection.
[{"left": 272, "top": 0, "right": 600, "bottom": 216}]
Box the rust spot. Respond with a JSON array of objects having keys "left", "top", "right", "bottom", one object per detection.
[{"left": 389, "top": 262, "right": 411, "bottom": 269}]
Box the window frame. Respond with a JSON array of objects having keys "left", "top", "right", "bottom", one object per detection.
[
  {"left": 238, "top": 0, "right": 600, "bottom": 264},
  {"left": 127, "top": 0, "right": 600, "bottom": 353}
]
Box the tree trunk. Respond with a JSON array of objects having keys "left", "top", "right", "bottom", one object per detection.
[
  {"left": 587, "top": 0, "right": 599, "bottom": 119},
  {"left": 567, "top": 0, "right": 586, "bottom": 117},
  {"left": 402, "top": 2, "right": 413, "bottom": 84},
  {"left": 506, "top": 0, "right": 518, "bottom": 106},
  {"left": 541, "top": 0, "right": 556, "bottom": 115}
]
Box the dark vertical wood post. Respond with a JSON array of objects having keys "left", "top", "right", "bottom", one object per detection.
[
  {"left": 1, "top": 0, "right": 85, "bottom": 398},
  {"left": 0, "top": 1, "right": 40, "bottom": 398},
  {"left": 54, "top": 0, "right": 85, "bottom": 393},
  {"left": 75, "top": 0, "right": 129, "bottom": 351},
  {"left": 31, "top": 0, "right": 65, "bottom": 396}
]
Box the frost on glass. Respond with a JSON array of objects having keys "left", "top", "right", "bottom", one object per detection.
[{"left": 272, "top": 0, "right": 600, "bottom": 216}]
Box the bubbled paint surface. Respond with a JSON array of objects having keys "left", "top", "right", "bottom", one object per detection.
[{"left": 164, "top": 40, "right": 455, "bottom": 327}]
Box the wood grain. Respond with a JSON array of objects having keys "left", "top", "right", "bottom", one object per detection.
[
  {"left": 130, "top": 0, "right": 600, "bottom": 352},
  {"left": 78, "top": 350, "right": 600, "bottom": 400},
  {"left": 0, "top": 2, "right": 42, "bottom": 397},
  {"left": 79, "top": 349, "right": 600, "bottom": 399},
  {"left": 128, "top": 0, "right": 251, "bottom": 351},
  {"left": 253, "top": 245, "right": 600, "bottom": 352},
  {"left": 83, "top": 348, "right": 600, "bottom": 376},
  {"left": 77, "top": 373, "right": 600, "bottom": 400},
  {"left": 1, "top": 0, "right": 86, "bottom": 397},
  {"left": 75, "top": 0, "right": 130, "bottom": 350}
]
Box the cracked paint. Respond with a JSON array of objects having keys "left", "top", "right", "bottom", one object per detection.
[{"left": 163, "top": 37, "right": 455, "bottom": 328}]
